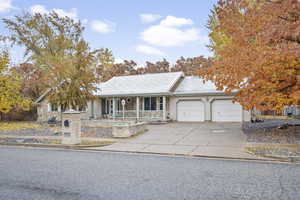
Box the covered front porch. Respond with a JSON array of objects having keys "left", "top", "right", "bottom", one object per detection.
[{"left": 100, "top": 96, "right": 168, "bottom": 121}]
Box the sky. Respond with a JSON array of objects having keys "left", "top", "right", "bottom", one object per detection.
[{"left": 0, "top": 0, "right": 218, "bottom": 66}]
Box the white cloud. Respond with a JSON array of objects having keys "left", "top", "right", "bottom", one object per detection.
[
  {"left": 136, "top": 45, "right": 165, "bottom": 56},
  {"left": 114, "top": 58, "right": 124, "bottom": 64},
  {"left": 90, "top": 20, "right": 115, "bottom": 34},
  {"left": 140, "top": 14, "right": 162, "bottom": 24},
  {"left": 53, "top": 8, "right": 78, "bottom": 19},
  {"left": 140, "top": 15, "right": 207, "bottom": 47},
  {"left": 141, "top": 25, "right": 201, "bottom": 47},
  {"left": 30, "top": 5, "right": 48, "bottom": 15},
  {"left": 160, "top": 16, "right": 193, "bottom": 27},
  {"left": 29, "top": 5, "right": 78, "bottom": 20},
  {"left": 0, "top": 0, "right": 12, "bottom": 13}
]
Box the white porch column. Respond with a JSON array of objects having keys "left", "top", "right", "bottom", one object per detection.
[
  {"left": 112, "top": 98, "right": 116, "bottom": 119},
  {"left": 136, "top": 96, "right": 140, "bottom": 120},
  {"left": 163, "top": 96, "right": 167, "bottom": 120}
]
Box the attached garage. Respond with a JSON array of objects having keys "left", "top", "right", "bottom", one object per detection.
[
  {"left": 212, "top": 100, "right": 242, "bottom": 122},
  {"left": 177, "top": 100, "right": 205, "bottom": 122}
]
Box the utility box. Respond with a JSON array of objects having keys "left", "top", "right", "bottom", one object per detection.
[{"left": 61, "top": 111, "right": 81, "bottom": 145}]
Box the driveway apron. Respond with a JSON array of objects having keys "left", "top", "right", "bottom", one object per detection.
[{"left": 87, "top": 122, "right": 257, "bottom": 159}]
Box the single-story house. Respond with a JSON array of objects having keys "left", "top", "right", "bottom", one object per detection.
[{"left": 36, "top": 71, "right": 251, "bottom": 122}]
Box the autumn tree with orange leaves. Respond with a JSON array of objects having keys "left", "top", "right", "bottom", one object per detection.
[
  {"left": 172, "top": 56, "right": 212, "bottom": 75},
  {"left": 200, "top": 0, "right": 300, "bottom": 111}
]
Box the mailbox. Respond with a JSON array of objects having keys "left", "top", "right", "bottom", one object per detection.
[{"left": 61, "top": 110, "right": 81, "bottom": 145}]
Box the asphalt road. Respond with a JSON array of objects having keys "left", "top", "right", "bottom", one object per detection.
[{"left": 0, "top": 146, "right": 299, "bottom": 200}]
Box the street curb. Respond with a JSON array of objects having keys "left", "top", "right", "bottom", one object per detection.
[
  {"left": 78, "top": 148, "right": 298, "bottom": 164},
  {"left": 0, "top": 135, "right": 118, "bottom": 142},
  {"left": 1, "top": 143, "right": 299, "bottom": 164},
  {"left": 245, "top": 150, "right": 300, "bottom": 163},
  {"left": 0, "top": 142, "right": 113, "bottom": 149}
]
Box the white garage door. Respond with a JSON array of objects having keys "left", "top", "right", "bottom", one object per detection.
[
  {"left": 212, "top": 100, "right": 242, "bottom": 122},
  {"left": 177, "top": 100, "right": 204, "bottom": 122}
]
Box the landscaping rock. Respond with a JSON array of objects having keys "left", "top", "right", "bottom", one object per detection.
[
  {"left": 243, "top": 119, "right": 300, "bottom": 144},
  {"left": 246, "top": 145, "right": 300, "bottom": 162},
  {"left": 243, "top": 119, "right": 300, "bottom": 133}
]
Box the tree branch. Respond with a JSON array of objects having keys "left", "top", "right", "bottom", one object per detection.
[{"left": 282, "top": 36, "right": 300, "bottom": 44}]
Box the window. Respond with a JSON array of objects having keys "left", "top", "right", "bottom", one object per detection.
[
  {"left": 102, "top": 99, "right": 107, "bottom": 114},
  {"left": 105, "top": 99, "right": 110, "bottom": 114},
  {"left": 151, "top": 97, "right": 156, "bottom": 110},
  {"left": 144, "top": 97, "right": 156, "bottom": 110},
  {"left": 49, "top": 103, "right": 58, "bottom": 112},
  {"left": 61, "top": 105, "right": 66, "bottom": 112},
  {"left": 144, "top": 97, "right": 150, "bottom": 110},
  {"left": 109, "top": 99, "right": 113, "bottom": 114},
  {"left": 78, "top": 105, "right": 86, "bottom": 112},
  {"left": 101, "top": 99, "right": 116, "bottom": 115},
  {"left": 117, "top": 98, "right": 122, "bottom": 111},
  {"left": 159, "top": 97, "right": 163, "bottom": 110}
]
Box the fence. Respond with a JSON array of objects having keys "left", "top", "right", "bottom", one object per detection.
[{"left": 252, "top": 105, "right": 300, "bottom": 120}]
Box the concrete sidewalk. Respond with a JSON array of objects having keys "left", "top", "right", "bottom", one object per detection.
[{"left": 85, "top": 122, "right": 261, "bottom": 160}]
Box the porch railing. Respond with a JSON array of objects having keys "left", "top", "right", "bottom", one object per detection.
[
  {"left": 115, "top": 110, "right": 137, "bottom": 118},
  {"left": 111, "top": 110, "right": 163, "bottom": 120},
  {"left": 140, "top": 110, "right": 163, "bottom": 119}
]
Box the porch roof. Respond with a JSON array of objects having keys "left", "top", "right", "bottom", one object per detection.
[{"left": 94, "top": 72, "right": 184, "bottom": 97}]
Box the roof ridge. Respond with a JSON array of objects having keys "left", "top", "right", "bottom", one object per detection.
[
  {"left": 94, "top": 71, "right": 184, "bottom": 96},
  {"left": 113, "top": 71, "right": 183, "bottom": 78}
]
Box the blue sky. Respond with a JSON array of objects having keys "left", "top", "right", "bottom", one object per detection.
[{"left": 0, "top": 0, "right": 218, "bottom": 65}]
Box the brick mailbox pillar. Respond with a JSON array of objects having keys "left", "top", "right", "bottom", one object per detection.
[{"left": 61, "top": 110, "right": 81, "bottom": 145}]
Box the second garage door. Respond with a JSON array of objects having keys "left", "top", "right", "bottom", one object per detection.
[
  {"left": 212, "top": 100, "right": 242, "bottom": 122},
  {"left": 177, "top": 100, "right": 204, "bottom": 122}
]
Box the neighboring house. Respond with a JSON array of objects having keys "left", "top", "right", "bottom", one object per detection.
[
  {"left": 35, "top": 72, "right": 251, "bottom": 122},
  {"left": 35, "top": 89, "right": 89, "bottom": 122},
  {"left": 283, "top": 106, "right": 300, "bottom": 117}
]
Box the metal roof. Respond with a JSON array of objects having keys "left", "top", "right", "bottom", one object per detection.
[
  {"left": 174, "top": 76, "right": 224, "bottom": 95},
  {"left": 35, "top": 72, "right": 228, "bottom": 102},
  {"left": 34, "top": 88, "right": 52, "bottom": 104},
  {"left": 94, "top": 72, "right": 184, "bottom": 96}
]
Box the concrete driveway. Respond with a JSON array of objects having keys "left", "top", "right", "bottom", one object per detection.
[{"left": 89, "top": 122, "right": 257, "bottom": 159}]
